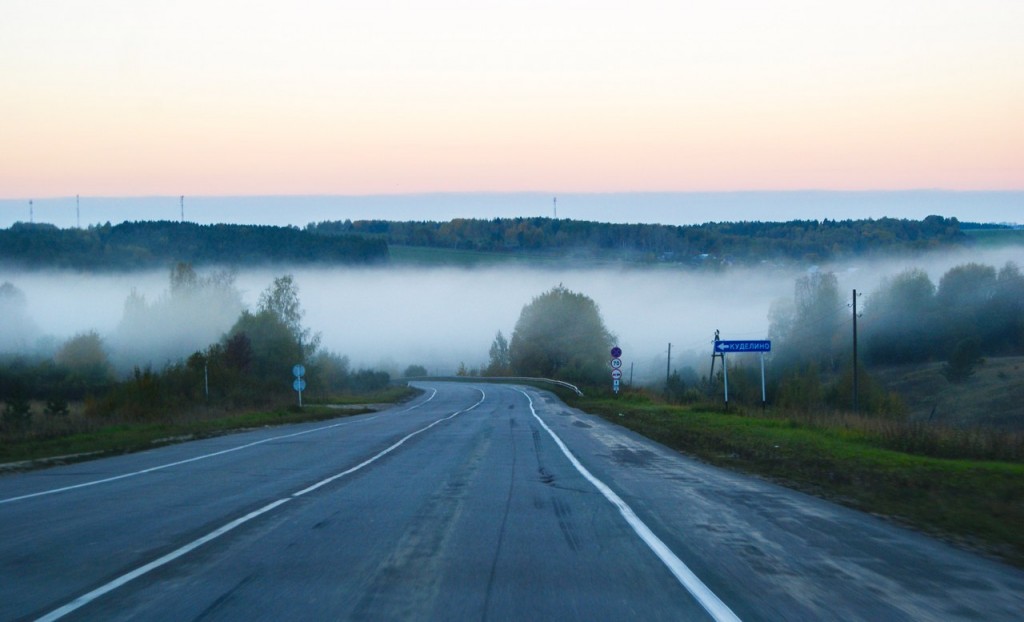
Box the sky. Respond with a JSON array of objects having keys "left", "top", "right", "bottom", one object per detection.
[{"left": 2, "top": 1, "right": 1022, "bottom": 201}]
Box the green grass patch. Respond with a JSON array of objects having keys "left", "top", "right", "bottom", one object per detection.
[
  {"left": 0, "top": 386, "right": 421, "bottom": 468},
  {"left": 576, "top": 397, "right": 1024, "bottom": 567}
]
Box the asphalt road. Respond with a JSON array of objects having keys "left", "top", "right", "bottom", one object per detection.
[{"left": 1, "top": 382, "right": 1022, "bottom": 621}]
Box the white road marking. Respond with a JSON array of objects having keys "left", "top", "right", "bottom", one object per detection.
[
  {"left": 292, "top": 389, "right": 484, "bottom": 497},
  {"left": 35, "top": 499, "right": 291, "bottom": 622},
  {"left": 34, "top": 388, "right": 479, "bottom": 622},
  {"left": 1, "top": 389, "right": 437, "bottom": 506},
  {"left": 518, "top": 389, "right": 742, "bottom": 622}
]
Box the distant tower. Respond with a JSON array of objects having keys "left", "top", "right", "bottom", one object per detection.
[
  {"left": 180, "top": 195, "right": 184, "bottom": 222},
  {"left": 29, "top": 199, "right": 33, "bottom": 223},
  {"left": 553, "top": 197, "right": 557, "bottom": 219}
]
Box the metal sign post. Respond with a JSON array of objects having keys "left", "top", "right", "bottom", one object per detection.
[
  {"left": 293, "top": 364, "right": 306, "bottom": 407},
  {"left": 610, "top": 347, "right": 623, "bottom": 395},
  {"left": 722, "top": 354, "right": 729, "bottom": 407},
  {"left": 712, "top": 340, "right": 772, "bottom": 408},
  {"left": 760, "top": 353, "right": 767, "bottom": 406}
]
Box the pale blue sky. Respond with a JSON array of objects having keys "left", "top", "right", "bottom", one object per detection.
[{"left": 2, "top": 191, "right": 1021, "bottom": 229}]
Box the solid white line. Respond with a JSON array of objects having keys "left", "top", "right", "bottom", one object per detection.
[
  {"left": 34, "top": 388, "right": 475, "bottom": 621},
  {"left": 518, "top": 389, "right": 741, "bottom": 622},
  {"left": 1, "top": 389, "right": 438, "bottom": 506}
]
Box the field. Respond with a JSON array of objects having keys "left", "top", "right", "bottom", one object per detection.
[{"left": 877, "top": 355, "right": 1024, "bottom": 429}]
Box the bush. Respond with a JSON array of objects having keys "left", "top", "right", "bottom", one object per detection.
[
  {"left": 44, "top": 397, "right": 70, "bottom": 417},
  {"left": 403, "top": 364, "right": 428, "bottom": 378},
  {"left": 944, "top": 338, "right": 982, "bottom": 383},
  {"left": 3, "top": 394, "right": 32, "bottom": 429}
]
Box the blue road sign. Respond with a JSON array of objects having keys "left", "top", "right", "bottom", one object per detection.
[{"left": 714, "top": 340, "right": 771, "bottom": 353}]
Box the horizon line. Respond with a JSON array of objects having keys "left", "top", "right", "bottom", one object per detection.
[{"left": 4, "top": 188, "right": 1024, "bottom": 202}]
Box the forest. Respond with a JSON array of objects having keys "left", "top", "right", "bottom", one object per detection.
[
  {"left": 0, "top": 220, "right": 389, "bottom": 269},
  {"left": 309, "top": 214, "right": 978, "bottom": 265},
  {"left": 1, "top": 215, "right": 1006, "bottom": 270}
]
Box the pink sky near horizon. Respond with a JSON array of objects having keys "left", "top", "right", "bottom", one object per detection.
[{"left": 2, "top": 1, "right": 1022, "bottom": 200}]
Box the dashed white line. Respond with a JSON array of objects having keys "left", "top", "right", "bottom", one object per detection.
[
  {"left": 518, "top": 389, "right": 742, "bottom": 622},
  {"left": 1, "top": 389, "right": 437, "bottom": 506},
  {"left": 292, "top": 389, "right": 485, "bottom": 497},
  {"left": 33, "top": 388, "right": 480, "bottom": 622},
  {"left": 35, "top": 499, "right": 291, "bottom": 622}
]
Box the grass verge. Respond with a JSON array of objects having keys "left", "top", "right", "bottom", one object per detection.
[
  {"left": 575, "top": 395, "right": 1024, "bottom": 568},
  {"left": 0, "top": 386, "right": 420, "bottom": 469}
]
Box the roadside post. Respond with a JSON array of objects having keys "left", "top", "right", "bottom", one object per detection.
[
  {"left": 610, "top": 347, "right": 623, "bottom": 395},
  {"left": 712, "top": 340, "right": 771, "bottom": 408},
  {"left": 293, "top": 364, "right": 306, "bottom": 407}
]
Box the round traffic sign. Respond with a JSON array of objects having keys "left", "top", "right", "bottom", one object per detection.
[
  {"left": 611, "top": 358, "right": 623, "bottom": 369},
  {"left": 293, "top": 378, "right": 307, "bottom": 392},
  {"left": 611, "top": 369, "right": 622, "bottom": 380},
  {"left": 293, "top": 364, "right": 306, "bottom": 378},
  {"left": 611, "top": 346, "right": 622, "bottom": 358}
]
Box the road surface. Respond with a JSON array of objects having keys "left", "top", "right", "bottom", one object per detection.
[{"left": 1, "top": 382, "right": 1022, "bottom": 621}]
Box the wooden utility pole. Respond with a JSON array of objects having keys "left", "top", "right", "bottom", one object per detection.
[
  {"left": 666, "top": 343, "right": 672, "bottom": 387},
  {"left": 852, "top": 289, "right": 859, "bottom": 413},
  {"left": 709, "top": 329, "right": 723, "bottom": 387}
]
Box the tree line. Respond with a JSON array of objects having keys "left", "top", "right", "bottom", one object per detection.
[
  {"left": 1, "top": 266, "right": 391, "bottom": 433},
  {"left": 2, "top": 215, "right": 993, "bottom": 270},
  {"left": 0, "top": 221, "right": 388, "bottom": 269},
  {"left": 470, "top": 260, "right": 1023, "bottom": 417},
  {"left": 760, "top": 260, "right": 1024, "bottom": 414},
  {"left": 308, "top": 215, "right": 974, "bottom": 265}
]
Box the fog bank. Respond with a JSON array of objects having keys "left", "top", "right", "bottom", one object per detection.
[{"left": 2, "top": 245, "right": 1021, "bottom": 382}]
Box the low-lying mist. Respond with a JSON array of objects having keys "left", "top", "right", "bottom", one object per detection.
[{"left": 2, "top": 245, "right": 1021, "bottom": 384}]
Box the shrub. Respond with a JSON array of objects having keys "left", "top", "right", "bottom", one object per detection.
[{"left": 944, "top": 338, "right": 982, "bottom": 383}]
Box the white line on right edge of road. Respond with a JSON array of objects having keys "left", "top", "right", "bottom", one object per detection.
[
  {"left": 1, "top": 389, "right": 438, "bottom": 506},
  {"left": 518, "top": 389, "right": 741, "bottom": 622},
  {"left": 35, "top": 388, "right": 481, "bottom": 622}
]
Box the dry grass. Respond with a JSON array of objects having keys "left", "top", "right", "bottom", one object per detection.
[
  {"left": 0, "top": 386, "right": 419, "bottom": 466},
  {"left": 875, "top": 355, "right": 1024, "bottom": 429}
]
